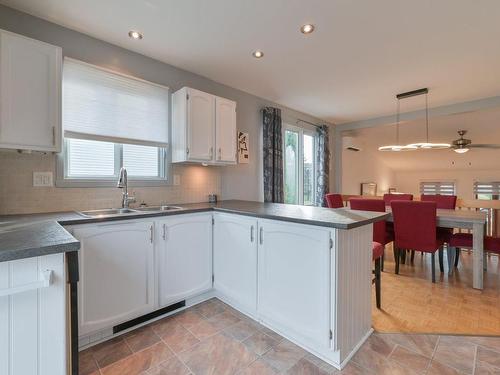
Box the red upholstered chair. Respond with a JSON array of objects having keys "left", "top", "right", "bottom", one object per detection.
[
  {"left": 350, "top": 198, "right": 391, "bottom": 309},
  {"left": 325, "top": 194, "right": 344, "bottom": 208},
  {"left": 420, "top": 194, "right": 457, "bottom": 269},
  {"left": 391, "top": 201, "right": 444, "bottom": 282},
  {"left": 448, "top": 233, "right": 498, "bottom": 272},
  {"left": 383, "top": 193, "right": 413, "bottom": 206}
]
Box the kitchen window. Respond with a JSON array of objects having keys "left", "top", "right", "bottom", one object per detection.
[
  {"left": 283, "top": 124, "right": 316, "bottom": 205},
  {"left": 57, "top": 58, "right": 169, "bottom": 187}
]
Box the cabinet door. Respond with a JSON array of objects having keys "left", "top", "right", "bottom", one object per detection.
[
  {"left": 72, "top": 221, "right": 155, "bottom": 335},
  {"left": 0, "top": 31, "right": 61, "bottom": 152},
  {"left": 187, "top": 88, "right": 215, "bottom": 161},
  {"left": 215, "top": 97, "right": 237, "bottom": 163},
  {"left": 158, "top": 214, "right": 212, "bottom": 307},
  {"left": 213, "top": 213, "right": 257, "bottom": 314},
  {"left": 258, "top": 219, "right": 331, "bottom": 349}
]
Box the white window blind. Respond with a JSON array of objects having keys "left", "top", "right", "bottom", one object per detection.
[
  {"left": 420, "top": 181, "right": 456, "bottom": 196},
  {"left": 63, "top": 59, "right": 169, "bottom": 147},
  {"left": 474, "top": 182, "right": 500, "bottom": 195},
  {"left": 123, "top": 144, "right": 160, "bottom": 177},
  {"left": 67, "top": 139, "right": 116, "bottom": 177}
]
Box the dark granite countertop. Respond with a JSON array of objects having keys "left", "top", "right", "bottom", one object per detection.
[{"left": 0, "top": 200, "right": 387, "bottom": 262}]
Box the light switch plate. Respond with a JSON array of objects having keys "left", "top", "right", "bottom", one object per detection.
[
  {"left": 173, "top": 174, "right": 181, "bottom": 186},
  {"left": 33, "top": 172, "right": 53, "bottom": 187}
]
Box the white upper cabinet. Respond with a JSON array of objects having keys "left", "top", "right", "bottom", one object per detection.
[
  {"left": 0, "top": 30, "right": 61, "bottom": 152},
  {"left": 172, "top": 87, "right": 236, "bottom": 165},
  {"left": 215, "top": 97, "right": 237, "bottom": 163}
]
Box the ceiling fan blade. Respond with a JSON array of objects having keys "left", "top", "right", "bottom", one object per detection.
[{"left": 469, "top": 144, "right": 500, "bottom": 149}]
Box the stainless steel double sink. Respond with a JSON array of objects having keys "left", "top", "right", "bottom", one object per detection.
[{"left": 78, "top": 205, "right": 183, "bottom": 218}]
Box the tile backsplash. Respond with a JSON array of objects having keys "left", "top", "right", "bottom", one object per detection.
[{"left": 0, "top": 151, "right": 222, "bottom": 214}]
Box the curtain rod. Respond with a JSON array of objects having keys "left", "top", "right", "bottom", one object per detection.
[{"left": 296, "top": 119, "right": 322, "bottom": 128}]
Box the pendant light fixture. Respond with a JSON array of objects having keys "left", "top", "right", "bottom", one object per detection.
[
  {"left": 378, "top": 94, "right": 417, "bottom": 151},
  {"left": 379, "top": 88, "right": 450, "bottom": 152}
]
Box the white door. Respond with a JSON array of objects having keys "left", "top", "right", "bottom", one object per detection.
[
  {"left": 158, "top": 214, "right": 212, "bottom": 307},
  {"left": 0, "top": 30, "right": 61, "bottom": 152},
  {"left": 258, "top": 219, "right": 331, "bottom": 349},
  {"left": 215, "top": 97, "right": 237, "bottom": 163},
  {"left": 72, "top": 221, "right": 155, "bottom": 336},
  {"left": 213, "top": 213, "right": 257, "bottom": 314},
  {"left": 0, "top": 254, "right": 66, "bottom": 375},
  {"left": 187, "top": 88, "right": 215, "bottom": 161}
]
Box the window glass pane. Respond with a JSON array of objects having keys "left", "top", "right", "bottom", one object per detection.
[
  {"left": 303, "top": 134, "right": 315, "bottom": 205},
  {"left": 123, "top": 144, "right": 160, "bottom": 177},
  {"left": 67, "top": 138, "right": 115, "bottom": 177},
  {"left": 284, "top": 130, "right": 299, "bottom": 204}
]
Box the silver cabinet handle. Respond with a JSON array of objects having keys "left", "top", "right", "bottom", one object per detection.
[
  {"left": 162, "top": 223, "right": 166, "bottom": 240},
  {"left": 52, "top": 126, "right": 56, "bottom": 145},
  {"left": 250, "top": 225, "right": 254, "bottom": 242},
  {"left": 150, "top": 225, "right": 154, "bottom": 243},
  {"left": 259, "top": 227, "right": 263, "bottom": 245},
  {"left": 209, "top": 147, "right": 213, "bottom": 158},
  {"left": 218, "top": 147, "right": 222, "bottom": 160}
]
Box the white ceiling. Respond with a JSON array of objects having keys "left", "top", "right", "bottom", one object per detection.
[
  {"left": 2, "top": 0, "right": 500, "bottom": 123},
  {"left": 343, "top": 107, "right": 500, "bottom": 171}
]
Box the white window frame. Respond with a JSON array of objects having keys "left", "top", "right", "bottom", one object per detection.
[
  {"left": 56, "top": 139, "right": 171, "bottom": 188},
  {"left": 419, "top": 180, "right": 456, "bottom": 196},
  {"left": 283, "top": 124, "right": 317, "bottom": 206}
]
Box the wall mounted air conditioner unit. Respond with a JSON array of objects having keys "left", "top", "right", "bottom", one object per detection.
[{"left": 343, "top": 136, "right": 361, "bottom": 152}]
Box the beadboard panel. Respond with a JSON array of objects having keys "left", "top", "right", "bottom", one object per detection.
[{"left": 0, "top": 253, "right": 67, "bottom": 375}]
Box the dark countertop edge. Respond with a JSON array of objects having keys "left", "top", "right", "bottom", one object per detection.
[
  {"left": 0, "top": 240, "right": 80, "bottom": 263},
  {"left": 57, "top": 206, "right": 389, "bottom": 230}
]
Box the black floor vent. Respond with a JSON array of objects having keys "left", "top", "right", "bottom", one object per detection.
[{"left": 113, "top": 300, "right": 186, "bottom": 334}]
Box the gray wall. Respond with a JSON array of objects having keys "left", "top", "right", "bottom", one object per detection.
[{"left": 0, "top": 4, "right": 333, "bottom": 202}]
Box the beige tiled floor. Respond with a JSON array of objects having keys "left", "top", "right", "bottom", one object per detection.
[{"left": 80, "top": 298, "right": 500, "bottom": 375}]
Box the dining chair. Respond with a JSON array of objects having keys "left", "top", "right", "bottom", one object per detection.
[
  {"left": 448, "top": 232, "right": 496, "bottom": 273},
  {"left": 391, "top": 201, "right": 444, "bottom": 283},
  {"left": 420, "top": 194, "right": 457, "bottom": 270},
  {"left": 350, "top": 198, "right": 392, "bottom": 309},
  {"left": 325, "top": 193, "right": 344, "bottom": 208},
  {"left": 383, "top": 193, "right": 413, "bottom": 206}
]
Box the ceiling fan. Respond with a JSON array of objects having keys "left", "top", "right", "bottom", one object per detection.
[{"left": 452, "top": 130, "right": 500, "bottom": 153}]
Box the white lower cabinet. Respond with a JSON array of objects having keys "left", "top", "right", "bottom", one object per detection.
[
  {"left": 157, "top": 213, "right": 212, "bottom": 307},
  {"left": 257, "top": 219, "right": 332, "bottom": 350},
  {"left": 213, "top": 213, "right": 257, "bottom": 315},
  {"left": 0, "top": 254, "right": 67, "bottom": 375},
  {"left": 71, "top": 221, "right": 155, "bottom": 336}
]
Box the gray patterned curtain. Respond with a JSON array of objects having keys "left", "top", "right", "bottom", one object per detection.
[
  {"left": 262, "top": 107, "right": 284, "bottom": 203},
  {"left": 315, "top": 125, "right": 330, "bottom": 207}
]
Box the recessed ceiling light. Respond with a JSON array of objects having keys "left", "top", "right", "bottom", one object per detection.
[
  {"left": 252, "top": 50, "right": 264, "bottom": 58},
  {"left": 300, "top": 24, "right": 315, "bottom": 34},
  {"left": 128, "top": 30, "right": 143, "bottom": 40}
]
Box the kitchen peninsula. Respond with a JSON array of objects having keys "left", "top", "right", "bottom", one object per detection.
[{"left": 0, "top": 200, "right": 387, "bottom": 372}]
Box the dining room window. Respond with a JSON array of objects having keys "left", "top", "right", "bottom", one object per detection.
[
  {"left": 420, "top": 181, "right": 456, "bottom": 196},
  {"left": 474, "top": 181, "right": 500, "bottom": 200},
  {"left": 283, "top": 124, "right": 316, "bottom": 205}
]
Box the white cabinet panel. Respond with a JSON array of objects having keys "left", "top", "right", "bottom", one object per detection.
[
  {"left": 187, "top": 88, "right": 214, "bottom": 161},
  {"left": 0, "top": 30, "right": 61, "bottom": 152},
  {"left": 215, "top": 97, "right": 237, "bottom": 163},
  {"left": 257, "top": 219, "right": 331, "bottom": 349},
  {"left": 213, "top": 213, "right": 257, "bottom": 314},
  {"left": 172, "top": 87, "right": 236, "bottom": 165},
  {"left": 72, "top": 221, "right": 155, "bottom": 335},
  {"left": 158, "top": 214, "right": 212, "bottom": 307},
  {"left": 0, "top": 254, "right": 66, "bottom": 375}
]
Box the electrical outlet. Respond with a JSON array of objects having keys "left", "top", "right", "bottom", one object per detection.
[
  {"left": 33, "top": 172, "right": 53, "bottom": 187},
  {"left": 173, "top": 174, "right": 181, "bottom": 186}
]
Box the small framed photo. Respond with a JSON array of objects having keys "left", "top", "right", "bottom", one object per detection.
[
  {"left": 238, "top": 131, "right": 249, "bottom": 164},
  {"left": 360, "top": 182, "right": 377, "bottom": 196}
]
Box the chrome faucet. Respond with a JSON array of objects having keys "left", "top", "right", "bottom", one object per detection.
[{"left": 117, "top": 167, "right": 136, "bottom": 208}]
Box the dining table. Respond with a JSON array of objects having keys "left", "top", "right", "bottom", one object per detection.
[{"left": 385, "top": 207, "right": 487, "bottom": 290}]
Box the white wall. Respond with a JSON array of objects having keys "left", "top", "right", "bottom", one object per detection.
[
  {"left": 395, "top": 169, "right": 500, "bottom": 199},
  {"left": 341, "top": 148, "right": 395, "bottom": 195}
]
